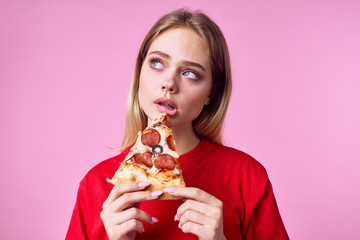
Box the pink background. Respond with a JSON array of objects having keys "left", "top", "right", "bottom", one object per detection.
[{"left": 1, "top": 0, "right": 359, "bottom": 239}]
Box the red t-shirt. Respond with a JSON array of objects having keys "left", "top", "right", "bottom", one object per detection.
[{"left": 66, "top": 138, "right": 289, "bottom": 239}]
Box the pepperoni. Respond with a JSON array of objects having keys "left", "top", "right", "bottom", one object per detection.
[
  {"left": 141, "top": 129, "right": 160, "bottom": 147},
  {"left": 154, "top": 154, "right": 175, "bottom": 170},
  {"left": 166, "top": 135, "right": 176, "bottom": 151},
  {"left": 134, "top": 151, "right": 153, "bottom": 168}
]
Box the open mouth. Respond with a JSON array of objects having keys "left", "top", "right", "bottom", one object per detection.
[
  {"left": 157, "top": 102, "right": 175, "bottom": 110},
  {"left": 155, "top": 98, "right": 178, "bottom": 116}
]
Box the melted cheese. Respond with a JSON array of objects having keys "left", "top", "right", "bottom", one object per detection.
[{"left": 108, "top": 113, "right": 185, "bottom": 187}]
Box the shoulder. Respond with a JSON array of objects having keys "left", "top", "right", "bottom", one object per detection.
[
  {"left": 202, "top": 139, "right": 270, "bottom": 195},
  {"left": 197, "top": 139, "right": 270, "bottom": 204},
  {"left": 206, "top": 139, "right": 268, "bottom": 177}
]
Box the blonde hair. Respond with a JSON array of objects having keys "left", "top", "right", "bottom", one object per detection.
[{"left": 122, "top": 9, "right": 232, "bottom": 149}]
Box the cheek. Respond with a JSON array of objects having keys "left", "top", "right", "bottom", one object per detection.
[
  {"left": 139, "top": 67, "right": 158, "bottom": 92},
  {"left": 138, "top": 69, "right": 161, "bottom": 114},
  {"left": 138, "top": 74, "right": 152, "bottom": 107},
  {"left": 139, "top": 68, "right": 153, "bottom": 92},
  {"left": 181, "top": 88, "right": 211, "bottom": 115}
]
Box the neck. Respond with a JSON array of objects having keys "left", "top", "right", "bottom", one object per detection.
[{"left": 172, "top": 124, "right": 200, "bottom": 155}]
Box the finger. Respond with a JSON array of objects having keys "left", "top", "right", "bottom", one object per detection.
[
  {"left": 177, "top": 209, "right": 212, "bottom": 227},
  {"left": 180, "top": 221, "right": 207, "bottom": 239},
  {"left": 176, "top": 199, "right": 217, "bottom": 218},
  {"left": 123, "top": 219, "right": 145, "bottom": 234},
  {"left": 108, "top": 219, "right": 145, "bottom": 238},
  {"left": 163, "top": 187, "right": 222, "bottom": 206},
  {"left": 107, "top": 207, "right": 159, "bottom": 226},
  {"left": 108, "top": 190, "right": 163, "bottom": 213},
  {"left": 180, "top": 220, "right": 220, "bottom": 240},
  {"left": 103, "top": 182, "right": 150, "bottom": 209}
]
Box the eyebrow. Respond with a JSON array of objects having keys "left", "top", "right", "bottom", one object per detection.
[{"left": 148, "top": 50, "right": 207, "bottom": 72}]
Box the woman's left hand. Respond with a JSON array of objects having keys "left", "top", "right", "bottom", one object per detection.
[{"left": 163, "top": 187, "right": 227, "bottom": 240}]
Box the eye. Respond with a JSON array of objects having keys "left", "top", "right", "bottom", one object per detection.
[
  {"left": 149, "top": 58, "right": 164, "bottom": 70},
  {"left": 183, "top": 71, "right": 200, "bottom": 80}
]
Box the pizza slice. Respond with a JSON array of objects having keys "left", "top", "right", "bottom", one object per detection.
[{"left": 107, "top": 113, "right": 186, "bottom": 200}]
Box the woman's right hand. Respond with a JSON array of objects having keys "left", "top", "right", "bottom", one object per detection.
[{"left": 100, "top": 182, "right": 162, "bottom": 240}]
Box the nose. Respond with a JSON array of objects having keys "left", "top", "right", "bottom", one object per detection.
[{"left": 161, "top": 75, "right": 178, "bottom": 93}]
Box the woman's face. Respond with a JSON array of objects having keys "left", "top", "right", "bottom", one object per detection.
[{"left": 138, "top": 27, "right": 213, "bottom": 129}]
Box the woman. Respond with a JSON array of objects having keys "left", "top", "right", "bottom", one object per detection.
[{"left": 66, "top": 9, "right": 289, "bottom": 240}]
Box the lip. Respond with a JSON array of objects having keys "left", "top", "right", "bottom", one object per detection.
[{"left": 155, "top": 97, "right": 178, "bottom": 116}]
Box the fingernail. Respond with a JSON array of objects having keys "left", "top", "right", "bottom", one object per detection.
[
  {"left": 151, "top": 191, "right": 163, "bottom": 199},
  {"left": 174, "top": 214, "right": 179, "bottom": 221},
  {"left": 151, "top": 217, "right": 159, "bottom": 223},
  {"left": 163, "top": 188, "right": 176, "bottom": 194},
  {"left": 178, "top": 223, "right": 181, "bottom": 229},
  {"left": 138, "top": 182, "right": 150, "bottom": 189}
]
